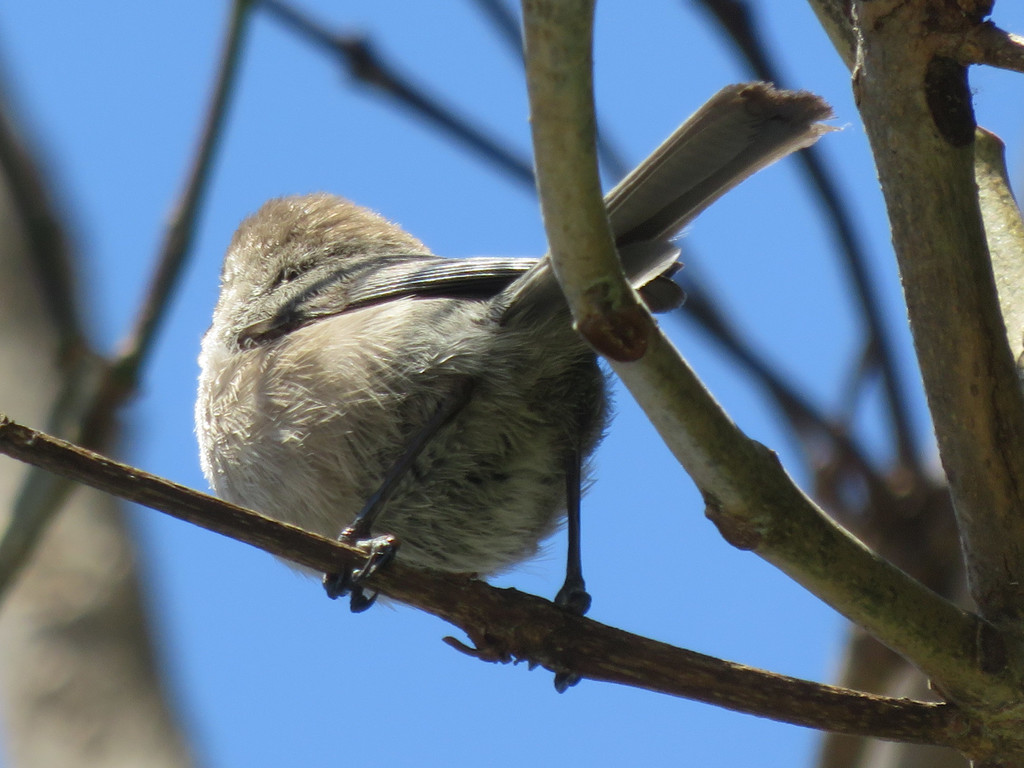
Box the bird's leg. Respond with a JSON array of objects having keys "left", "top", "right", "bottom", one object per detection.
[
  {"left": 553, "top": 447, "right": 590, "bottom": 691},
  {"left": 323, "top": 377, "right": 475, "bottom": 612},
  {"left": 555, "top": 448, "right": 590, "bottom": 615}
]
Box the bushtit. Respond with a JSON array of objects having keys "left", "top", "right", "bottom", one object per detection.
[{"left": 196, "top": 83, "right": 831, "bottom": 617}]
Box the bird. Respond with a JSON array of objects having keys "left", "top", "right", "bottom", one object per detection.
[{"left": 196, "top": 82, "right": 832, "bottom": 623}]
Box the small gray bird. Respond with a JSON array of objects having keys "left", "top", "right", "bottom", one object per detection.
[{"left": 196, "top": 83, "right": 831, "bottom": 617}]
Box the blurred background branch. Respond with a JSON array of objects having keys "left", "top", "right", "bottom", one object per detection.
[{"left": 0, "top": 64, "right": 194, "bottom": 768}]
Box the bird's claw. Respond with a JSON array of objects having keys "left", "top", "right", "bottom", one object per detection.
[
  {"left": 322, "top": 531, "right": 398, "bottom": 613},
  {"left": 555, "top": 579, "right": 592, "bottom": 617},
  {"left": 553, "top": 671, "right": 582, "bottom": 693}
]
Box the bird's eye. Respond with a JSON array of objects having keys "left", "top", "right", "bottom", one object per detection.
[{"left": 272, "top": 260, "right": 314, "bottom": 288}]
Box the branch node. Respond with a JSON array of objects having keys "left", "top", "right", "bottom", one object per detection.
[
  {"left": 703, "top": 492, "right": 764, "bottom": 551},
  {"left": 576, "top": 284, "right": 651, "bottom": 362}
]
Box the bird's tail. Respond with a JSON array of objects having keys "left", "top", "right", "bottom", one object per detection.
[{"left": 500, "top": 82, "right": 834, "bottom": 323}]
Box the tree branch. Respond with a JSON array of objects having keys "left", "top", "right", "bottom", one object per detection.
[
  {"left": 0, "top": 415, "right": 969, "bottom": 748},
  {"left": 518, "top": 0, "right": 1007, "bottom": 712},
  {"left": 852, "top": 0, "right": 1024, "bottom": 636},
  {"left": 520, "top": 0, "right": 646, "bottom": 362}
]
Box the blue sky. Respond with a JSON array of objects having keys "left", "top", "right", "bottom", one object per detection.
[{"left": 2, "top": 2, "right": 1024, "bottom": 766}]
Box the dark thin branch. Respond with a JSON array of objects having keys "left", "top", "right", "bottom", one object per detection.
[
  {"left": 0, "top": 414, "right": 968, "bottom": 750},
  {"left": 834, "top": 337, "right": 879, "bottom": 429},
  {"left": 691, "top": 0, "right": 779, "bottom": 78},
  {"left": 690, "top": 0, "right": 921, "bottom": 473},
  {"left": 260, "top": 0, "right": 536, "bottom": 188}
]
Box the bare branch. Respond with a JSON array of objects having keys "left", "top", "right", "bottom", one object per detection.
[
  {"left": 519, "top": 0, "right": 645, "bottom": 363},
  {"left": 0, "top": 415, "right": 969, "bottom": 747},
  {"left": 852, "top": 0, "right": 1024, "bottom": 631},
  {"left": 519, "top": 0, "right": 1001, "bottom": 712}
]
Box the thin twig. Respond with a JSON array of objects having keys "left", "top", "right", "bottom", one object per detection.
[{"left": 0, "top": 414, "right": 969, "bottom": 749}]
